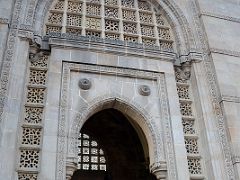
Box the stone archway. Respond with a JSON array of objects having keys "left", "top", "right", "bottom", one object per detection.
[
  {"left": 65, "top": 95, "right": 167, "bottom": 180},
  {"left": 71, "top": 108, "right": 157, "bottom": 180}
]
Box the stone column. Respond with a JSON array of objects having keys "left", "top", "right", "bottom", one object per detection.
[
  {"left": 66, "top": 157, "right": 78, "bottom": 180},
  {"left": 150, "top": 162, "right": 168, "bottom": 180}
]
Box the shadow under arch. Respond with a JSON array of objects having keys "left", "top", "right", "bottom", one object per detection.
[{"left": 69, "top": 95, "right": 165, "bottom": 167}]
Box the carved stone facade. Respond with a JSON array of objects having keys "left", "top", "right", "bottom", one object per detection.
[{"left": 0, "top": 0, "right": 239, "bottom": 180}]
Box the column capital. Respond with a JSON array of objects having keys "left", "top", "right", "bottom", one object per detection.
[
  {"left": 150, "top": 161, "right": 168, "bottom": 180},
  {"left": 66, "top": 157, "right": 78, "bottom": 180}
]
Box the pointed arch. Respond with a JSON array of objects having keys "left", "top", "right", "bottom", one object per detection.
[{"left": 68, "top": 94, "right": 165, "bottom": 166}]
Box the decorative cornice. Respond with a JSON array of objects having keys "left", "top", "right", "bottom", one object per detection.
[
  {"left": 210, "top": 48, "right": 240, "bottom": 58},
  {"left": 47, "top": 33, "right": 176, "bottom": 62},
  {"left": 0, "top": 18, "right": 9, "bottom": 24},
  {"left": 200, "top": 11, "right": 240, "bottom": 24},
  {"left": 221, "top": 96, "right": 240, "bottom": 104}
]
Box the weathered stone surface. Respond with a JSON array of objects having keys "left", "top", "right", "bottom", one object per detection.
[{"left": 0, "top": 0, "right": 239, "bottom": 179}]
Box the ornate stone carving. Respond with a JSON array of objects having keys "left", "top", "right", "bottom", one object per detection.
[
  {"left": 79, "top": 78, "right": 92, "bottom": 90},
  {"left": 57, "top": 63, "right": 175, "bottom": 179},
  {"left": 29, "top": 36, "right": 44, "bottom": 63},
  {"left": 66, "top": 157, "right": 77, "bottom": 180},
  {"left": 150, "top": 162, "right": 168, "bottom": 180},
  {"left": 19, "top": 149, "right": 40, "bottom": 169},
  {"left": 190, "top": 1, "right": 235, "bottom": 178},
  {"left": 139, "top": 85, "right": 151, "bottom": 96},
  {"left": 175, "top": 62, "right": 192, "bottom": 83}
]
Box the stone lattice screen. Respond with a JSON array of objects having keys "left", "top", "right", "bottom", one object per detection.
[
  {"left": 78, "top": 133, "right": 107, "bottom": 171},
  {"left": 45, "top": 0, "right": 174, "bottom": 51},
  {"left": 175, "top": 72, "right": 205, "bottom": 179}
]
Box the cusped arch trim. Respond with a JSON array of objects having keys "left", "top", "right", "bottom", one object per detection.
[
  {"left": 68, "top": 94, "right": 165, "bottom": 167},
  {"left": 33, "top": 0, "right": 196, "bottom": 57}
]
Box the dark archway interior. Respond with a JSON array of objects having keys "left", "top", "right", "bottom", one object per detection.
[{"left": 71, "top": 108, "right": 156, "bottom": 180}]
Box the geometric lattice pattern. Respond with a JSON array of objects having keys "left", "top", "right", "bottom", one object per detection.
[
  {"left": 177, "top": 85, "right": 190, "bottom": 99},
  {"left": 30, "top": 56, "right": 48, "bottom": 68},
  {"left": 78, "top": 133, "right": 107, "bottom": 171},
  {"left": 29, "top": 69, "right": 47, "bottom": 85},
  {"left": 19, "top": 150, "right": 40, "bottom": 169},
  {"left": 187, "top": 158, "right": 202, "bottom": 175},
  {"left": 182, "top": 119, "right": 195, "bottom": 135},
  {"left": 26, "top": 88, "right": 45, "bottom": 104},
  {"left": 21, "top": 127, "right": 41, "bottom": 146},
  {"left": 46, "top": 0, "right": 174, "bottom": 50},
  {"left": 18, "top": 173, "right": 38, "bottom": 180},
  {"left": 176, "top": 81, "right": 203, "bottom": 178},
  {"left": 185, "top": 138, "right": 199, "bottom": 154},
  {"left": 24, "top": 107, "right": 43, "bottom": 124},
  {"left": 18, "top": 55, "right": 49, "bottom": 177},
  {"left": 180, "top": 102, "right": 193, "bottom": 116}
]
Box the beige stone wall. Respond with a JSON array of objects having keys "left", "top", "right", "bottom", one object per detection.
[
  {"left": 196, "top": 0, "right": 240, "bottom": 178},
  {"left": 0, "top": 0, "right": 239, "bottom": 179}
]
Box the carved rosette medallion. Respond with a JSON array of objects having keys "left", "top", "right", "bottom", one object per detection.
[
  {"left": 139, "top": 85, "right": 151, "bottom": 96},
  {"left": 79, "top": 78, "right": 92, "bottom": 90}
]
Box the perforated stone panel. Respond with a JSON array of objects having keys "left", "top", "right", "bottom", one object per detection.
[
  {"left": 18, "top": 173, "right": 38, "bottom": 180},
  {"left": 187, "top": 159, "right": 202, "bottom": 175},
  {"left": 29, "top": 69, "right": 47, "bottom": 85},
  {"left": 177, "top": 85, "right": 190, "bottom": 99},
  {"left": 182, "top": 119, "right": 195, "bottom": 135},
  {"left": 185, "top": 138, "right": 199, "bottom": 154},
  {"left": 26, "top": 88, "right": 45, "bottom": 104},
  {"left": 30, "top": 56, "right": 48, "bottom": 68},
  {"left": 19, "top": 150, "right": 40, "bottom": 169},
  {"left": 180, "top": 102, "right": 193, "bottom": 116},
  {"left": 46, "top": 0, "right": 174, "bottom": 50},
  {"left": 21, "top": 127, "right": 42, "bottom": 146}
]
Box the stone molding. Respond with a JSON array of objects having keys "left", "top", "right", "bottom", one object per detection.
[
  {"left": 47, "top": 34, "right": 176, "bottom": 62},
  {"left": 191, "top": 0, "right": 235, "bottom": 179},
  {"left": 200, "top": 11, "right": 240, "bottom": 24},
  {"left": 210, "top": 48, "right": 240, "bottom": 58},
  {"left": 221, "top": 96, "right": 240, "bottom": 104},
  {"left": 56, "top": 62, "right": 177, "bottom": 180},
  {"left": 24, "top": 0, "right": 38, "bottom": 25}
]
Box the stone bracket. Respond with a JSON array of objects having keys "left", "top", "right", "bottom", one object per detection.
[
  {"left": 66, "top": 156, "right": 78, "bottom": 180},
  {"left": 179, "top": 51, "right": 203, "bottom": 64},
  {"left": 150, "top": 161, "right": 168, "bottom": 180}
]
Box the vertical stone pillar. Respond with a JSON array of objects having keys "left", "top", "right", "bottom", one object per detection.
[{"left": 150, "top": 162, "right": 167, "bottom": 180}]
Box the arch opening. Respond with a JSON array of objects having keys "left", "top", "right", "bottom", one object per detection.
[{"left": 71, "top": 108, "right": 157, "bottom": 180}]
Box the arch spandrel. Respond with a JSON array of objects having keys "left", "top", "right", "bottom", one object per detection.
[{"left": 68, "top": 94, "right": 165, "bottom": 166}]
